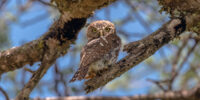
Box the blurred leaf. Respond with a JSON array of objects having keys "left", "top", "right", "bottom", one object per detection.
[{"left": 0, "top": 18, "right": 9, "bottom": 50}]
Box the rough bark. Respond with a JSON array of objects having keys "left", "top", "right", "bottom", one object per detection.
[
  {"left": 15, "top": 17, "right": 86, "bottom": 100},
  {"left": 0, "top": 0, "right": 200, "bottom": 99},
  {"left": 158, "top": 0, "right": 200, "bottom": 34},
  {"left": 84, "top": 17, "right": 187, "bottom": 93},
  {"left": 0, "top": 17, "right": 86, "bottom": 75},
  {"left": 0, "top": 0, "right": 117, "bottom": 75},
  {"left": 0, "top": 0, "right": 118, "bottom": 99},
  {"left": 84, "top": 0, "right": 200, "bottom": 93}
]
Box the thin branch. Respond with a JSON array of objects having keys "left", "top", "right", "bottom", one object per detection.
[
  {"left": 178, "top": 39, "right": 199, "bottom": 70},
  {"left": 168, "top": 35, "right": 199, "bottom": 90},
  {"left": 24, "top": 67, "right": 35, "bottom": 73},
  {"left": 0, "top": 0, "right": 6, "bottom": 10},
  {"left": 54, "top": 63, "right": 69, "bottom": 96},
  {"left": 18, "top": 0, "right": 33, "bottom": 12},
  {"left": 0, "top": 86, "right": 9, "bottom": 100},
  {"left": 34, "top": 84, "right": 200, "bottom": 100},
  {"left": 147, "top": 78, "right": 168, "bottom": 92},
  {"left": 169, "top": 34, "right": 191, "bottom": 90},
  {"left": 16, "top": 51, "right": 56, "bottom": 100}
]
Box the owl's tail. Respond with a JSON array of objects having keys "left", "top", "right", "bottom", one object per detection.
[
  {"left": 69, "top": 71, "right": 81, "bottom": 82},
  {"left": 69, "top": 66, "right": 89, "bottom": 82}
]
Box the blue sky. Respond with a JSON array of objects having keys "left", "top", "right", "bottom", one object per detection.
[{"left": 0, "top": 0, "right": 172, "bottom": 99}]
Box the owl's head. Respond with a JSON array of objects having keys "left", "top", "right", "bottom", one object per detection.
[{"left": 86, "top": 20, "right": 116, "bottom": 41}]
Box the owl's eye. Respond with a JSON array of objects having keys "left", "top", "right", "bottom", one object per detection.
[
  {"left": 105, "top": 27, "right": 111, "bottom": 32},
  {"left": 92, "top": 28, "right": 97, "bottom": 33}
]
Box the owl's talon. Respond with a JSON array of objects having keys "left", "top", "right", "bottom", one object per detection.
[{"left": 85, "top": 73, "right": 96, "bottom": 79}]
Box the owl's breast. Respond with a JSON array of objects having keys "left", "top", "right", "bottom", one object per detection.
[{"left": 88, "top": 47, "right": 119, "bottom": 73}]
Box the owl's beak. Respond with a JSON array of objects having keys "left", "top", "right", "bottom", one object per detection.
[{"left": 100, "top": 30, "right": 103, "bottom": 36}]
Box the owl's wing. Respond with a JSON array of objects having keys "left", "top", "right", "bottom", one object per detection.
[{"left": 69, "top": 33, "right": 121, "bottom": 82}]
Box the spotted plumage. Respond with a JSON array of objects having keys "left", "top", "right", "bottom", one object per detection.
[{"left": 70, "top": 20, "right": 121, "bottom": 82}]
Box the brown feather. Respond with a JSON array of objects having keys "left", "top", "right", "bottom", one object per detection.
[{"left": 69, "top": 33, "right": 121, "bottom": 82}]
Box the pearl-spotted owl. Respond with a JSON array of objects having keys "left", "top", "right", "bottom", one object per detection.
[{"left": 70, "top": 20, "right": 121, "bottom": 82}]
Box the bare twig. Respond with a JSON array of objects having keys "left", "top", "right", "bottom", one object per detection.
[
  {"left": 147, "top": 79, "right": 167, "bottom": 92},
  {"left": 54, "top": 63, "right": 69, "bottom": 96},
  {"left": 0, "top": 0, "right": 6, "bottom": 10},
  {"left": 16, "top": 51, "right": 56, "bottom": 100},
  {"left": 168, "top": 35, "right": 199, "bottom": 90},
  {"left": 178, "top": 39, "right": 199, "bottom": 70},
  {"left": 24, "top": 67, "right": 35, "bottom": 73},
  {"left": 18, "top": 0, "right": 33, "bottom": 12},
  {"left": 169, "top": 34, "right": 191, "bottom": 90},
  {"left": 0, "top": 86, "right": 9, "bottom": 100},
  {"left": 34, "top": 84, "right": 200, "bottom": 100}
]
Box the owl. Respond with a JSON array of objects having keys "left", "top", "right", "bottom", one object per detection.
[{"left": 70, "top": 20, "right": 121, "bottom": 82}]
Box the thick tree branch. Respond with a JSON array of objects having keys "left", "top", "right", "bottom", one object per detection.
[
  {"left": 0, "top": 0, "right": 119, "bottom": 99},
  {"left": 1, "top": 0, "right": 200, "bottom": 98},
  {"left": 0, "top": 17, "right": 86, "bottom": 75},
  {"left": 85, "top": 12, "right": 200, "bottom": 93},
  {"left": 0, "top": 0, "right": 117, "bottom": 75},
  {"left": 85, "top": 17, "right": 187, "bottom": 93},
  {"left": 158, "top": 0, "right": 200, "bottom": 34},
  {"left": 15, "top": 18, "right": 86, "bottom": 100}
]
